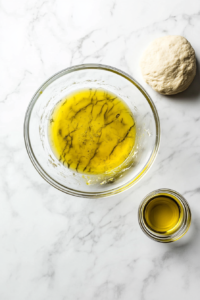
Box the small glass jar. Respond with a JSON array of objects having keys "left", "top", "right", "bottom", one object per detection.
[{"left": 138, "top": 189, "right": 191, "bottom": 243}]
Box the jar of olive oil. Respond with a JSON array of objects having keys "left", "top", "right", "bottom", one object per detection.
[{"left": 138, "top": 189, "right": 191, "bottom": 243}]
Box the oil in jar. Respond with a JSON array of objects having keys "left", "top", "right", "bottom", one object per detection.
[
  {"left": 143, "top": 195, "right": 184, "bottom": 235},
  {"left": 48, "top": 88, "right": 136, "bottom": 175}
]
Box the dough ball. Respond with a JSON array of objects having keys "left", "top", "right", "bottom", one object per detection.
[{"left": 140, "top": 35, "right": 196, "bottom": 95}]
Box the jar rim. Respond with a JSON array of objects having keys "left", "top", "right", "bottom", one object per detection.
[{"left": 138, "top": 188, "right": 191, "bottom": 243}]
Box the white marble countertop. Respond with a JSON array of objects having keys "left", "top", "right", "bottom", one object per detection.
[{"left": 1, "top": 0, "right": 200, "bottom": 299}]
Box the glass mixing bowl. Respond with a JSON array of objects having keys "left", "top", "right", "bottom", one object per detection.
[{"left": 24, "top": 64, "right": 160, "bottom": 198}]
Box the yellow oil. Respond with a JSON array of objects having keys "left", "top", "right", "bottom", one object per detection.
[
  {"left": 48, "top": 88, "right": 136, "bottom": 175},
  {"left": 143, "top": 195, "right": 184, "bottom": 234}
]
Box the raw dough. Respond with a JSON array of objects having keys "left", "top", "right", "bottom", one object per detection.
[{"left": 140, "top": 36, "right": 196, "bottom": 95}]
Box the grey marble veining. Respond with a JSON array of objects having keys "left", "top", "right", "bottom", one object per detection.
[{"left": 1, "top": 0, "right": 200, "bottom": 299}]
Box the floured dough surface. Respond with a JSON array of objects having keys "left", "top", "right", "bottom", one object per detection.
[{"left": 140, "top": 36, "right": 196, "bottom": 95}]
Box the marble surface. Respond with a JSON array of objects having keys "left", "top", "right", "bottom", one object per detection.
[{"left": 1, "top": 0, "right": 200, "bottom": 299}]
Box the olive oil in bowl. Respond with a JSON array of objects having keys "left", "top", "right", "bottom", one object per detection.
[
  {"left": 138, "top": 189, "right": 191, "bottom": 243},
  {"left": 48, "top": 88, "right": 136, "bottom": 175}
]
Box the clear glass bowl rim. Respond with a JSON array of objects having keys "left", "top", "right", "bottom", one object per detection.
[
  {"left": 24, "top": 63, "right": 160, "bottom": 198},
  {"left": 138, "top": 188, "right": 192, "bottom": 242}
]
